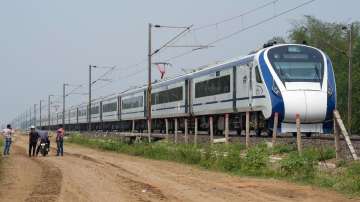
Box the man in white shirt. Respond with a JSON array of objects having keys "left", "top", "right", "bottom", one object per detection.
[{"left": 2, "top": 124, "right": 14, "bottom": 156}]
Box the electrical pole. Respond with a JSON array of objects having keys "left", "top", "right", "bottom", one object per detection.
[
  {"left": 34, "top": 104, "right": 36, "bottom": 127},
  {"left": 347, "top": 23, "right": 353, "bottom": 135},
  {"left": 29, "top": 106, "right": 32, "bottom": 127},
  {"left": 48, "top": 95, "right": 52, "bottom": 131},
  {"left": 63, "top": 83, "right": 67, "bottom": 127},
  {"left": 147, "top": 23, "right": 152, "bottom": 142},
  {"left": 39, "top": 100, "right": 42, "bottom": 128},
  {"left": 88, "top": 65, "right": 92, "bottom": 132}
]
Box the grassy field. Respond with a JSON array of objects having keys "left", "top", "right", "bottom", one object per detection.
[{"left": 67, "top": 134, "right": 360, "bottom": 197}]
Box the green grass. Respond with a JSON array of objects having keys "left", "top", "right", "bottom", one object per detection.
[{"left": 67, "top": 134, "right": 360, "bottom": 197}]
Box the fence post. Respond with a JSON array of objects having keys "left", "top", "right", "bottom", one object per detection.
[
  {"left": 272, "top": 112, "right": 279, "bottom": 146},
  {"left": 132, "top": 120, "right": 135, "bottom": 133},
  {"left": 246, "top": 111, "right": 250, "bottom": 148},
  {"left": 184, "top": 118, "right": 188, "bottom": 144},
  {"left": 194, "top": 117, "right": 198, "bottom": 146},
  {"left": 225, "top": 114, "right": 229, "bottom": 144},
  {"left": 209, "top": 116, "right": 214, "bottom": 144},
  {"left": 147, "top": 119, "right": 151, "bottom": 143},
  {"left": 296, "top": 114, "right": 302, "bottom": 154},
  {"left": 333, "top": 110, "right": 359, "bottom": 160},
  {"left": 174, "top": 118, "right": 178, "bottom": 144},
  {"left": 333, "top": 116, "right": 341, "bottom": 162},
  {"left": 165, "top": 118, "right": 169, "bottom": 142}
]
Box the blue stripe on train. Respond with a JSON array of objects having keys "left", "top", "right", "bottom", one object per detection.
[
  {"left": 323, "top": 56, "right": 337, "bottom": 133},
  {"left": 258, "top": 51, "right": 285, "bottom": 124}
]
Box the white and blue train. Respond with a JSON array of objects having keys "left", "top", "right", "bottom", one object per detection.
[{"left": 39, "top": 43, "right": 336, "bottom": 136}]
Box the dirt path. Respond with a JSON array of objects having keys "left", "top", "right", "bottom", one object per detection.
[{"left": 0, "top": 134, "right": 358, "bottom": 202}]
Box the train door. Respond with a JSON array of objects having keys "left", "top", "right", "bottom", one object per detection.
[
  {"left": 251, "top": 62, "right": 267, "bottom": 112},
  {"left": 236, "top": 63, "right": 252, "bottom": 110}
]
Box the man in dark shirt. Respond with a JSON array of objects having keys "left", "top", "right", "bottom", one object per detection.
[{"left": 28, "top": 126, "right": 39, "bottom": 157}]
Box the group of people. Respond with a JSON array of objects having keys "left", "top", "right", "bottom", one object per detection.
[
  {"left": 1, "top": 123, "right": 64, "bottom": 157},
  {"left": 28, "top": 125, "right": 65, "bottom": 157}
]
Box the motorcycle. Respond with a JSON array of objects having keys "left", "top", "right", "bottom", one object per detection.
[{"left": 39, "top": 142, "right": 49, "bottom": 156}]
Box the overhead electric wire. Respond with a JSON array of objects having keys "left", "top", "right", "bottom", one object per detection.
[
  {"left": 193, "top": 0, "right": 279, "bottom": 31},
  {"left": 162, "top": 0, "right": 316, "bottom": 63},
  {"left": 157, "top": 0, "right": 279, "bottom": 54}
]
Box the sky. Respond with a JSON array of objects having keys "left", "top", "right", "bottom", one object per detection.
[{"left": 1, "top": 0, "right": 360, "bottom": 125}]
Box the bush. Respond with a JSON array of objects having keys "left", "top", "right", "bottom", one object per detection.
[
  {"left": 272, "top": 144, "right": 296, "bottom": 154},
  {"left": 242, "top": 143, "right": 270, "bottom": 175},
  {"left": 280, "top": 150, "right": 317, "bottom": 180},
  {"left": 216, "top": 146, "right": 243, "bottom": 172},
  {"left": 317, "top": 147, "right": 336, "bottom": 161},
  {"left": 338, "top": 162, "right": 360, "bottom": 195}
]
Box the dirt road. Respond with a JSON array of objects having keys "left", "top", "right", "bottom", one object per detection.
[{"left": 0, "top": 134, "right": 357, "bottom": 202}]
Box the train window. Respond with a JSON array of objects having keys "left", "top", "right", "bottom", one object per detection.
[
  {"left": 255, "top": 66, "right": 263, "bottom": 83},
  {"left": 70, "top": 111, "right": 77, "bottom": 117},
  {"left": 268, "top": 45, "right": 324, "bottom": 83},
  {"left": 122, "top": 96, "right": 143, "bottom": 109},
  {"left": 91, "top": 106, "right": 100, "bottom": 114},
  {"left": 151, "top": 86, "right": 183, "bottom": 105},
  {"left": 103, "top": 102, "right": 117, "bottom": 113},
  {"left": 79, "top": 109, "right": 87, "bottom": 117},
  {"left": 195, "top": 75, "right": 230, "bottom": 98}
]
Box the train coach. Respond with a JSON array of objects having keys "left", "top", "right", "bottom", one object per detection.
[{"left": 44, "top": 43, "right": 336, "bottom": 136}]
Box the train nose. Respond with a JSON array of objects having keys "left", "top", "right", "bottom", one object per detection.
[{"left": 282, "top": 90, "right": 327, "bottom": 123}]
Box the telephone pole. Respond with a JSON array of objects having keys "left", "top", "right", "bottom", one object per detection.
[
  {"left": 34, "top": 104, "right": 37, "bottom": 127},
  {"left": 39, "top": 100, "right": 42, "bottom": 128},
  {"left": 48, "top": 95, "right": 53, "bottom": 131},
  {"left": 147, "top": 23, "right": 152, "bottom": 142},
  {"left": 347, "top": 23, "right": 353, "bottom": 135},
  {"left": 63, "top": 83, "right": 66, "bottom": 126},
  {"left": 29, "top": 106, "right": 32, "bottom": 127},
  {"left": 88, "top": 65, "right": 93, "bottom": 131}
]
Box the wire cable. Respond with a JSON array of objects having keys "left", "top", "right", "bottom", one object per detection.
[{"left": 162, "top": 0, "right": 316, "bottom": 64}]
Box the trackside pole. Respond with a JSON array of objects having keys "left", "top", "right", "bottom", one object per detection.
[
  {"left": 209, "top": 116, "right": 214, "bottom": 144},
  {"left": 194, "top": 118, "right": 198, "bottom": 146},
  {"left": 165, "top": 118, "right": 169, "bottom": 142},
  {"left": 296, "top": 114, "right": 302, "bottom": 154},
  {"left": 132, "top": 120, "right": 135, "bottom": 133},
  {"left": 174, "top": 118, "right": 178, "bottom": 144},
  {"left": 272, "top": 112, "right": 279, "bottom": 146},
  {"left": 333, "top": 115, "right": 341, "bottom": 162},
  {"left": 184, "top": 118, "right": 188, "bottom": 144},
  {"left": 245, "top": 111, "right": 250, "bottom": 148},
  {"left": 225, "top": 114, "right": 229, "bottom": 144}
]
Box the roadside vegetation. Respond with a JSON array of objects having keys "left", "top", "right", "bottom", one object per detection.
[{"left": 68, "top": 134, "right": 360, "bottom": 197}]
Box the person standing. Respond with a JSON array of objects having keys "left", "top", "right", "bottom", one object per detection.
[
  {"left": 56, "top": 125, "right": 64, "bottom": 156},
  {"left": 2, "top": 124, "right": 14, "bottom": 156},
  {"left": 29, "top": 126, "right": 39, "bottom": 157}
]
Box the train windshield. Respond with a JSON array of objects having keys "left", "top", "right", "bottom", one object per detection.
[{"left": 268, "top": 45, "right": 324, "bottom": 83}]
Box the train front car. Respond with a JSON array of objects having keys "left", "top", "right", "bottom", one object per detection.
[{"left": 258, "top": 44, "right": 336, "bottom": 134}]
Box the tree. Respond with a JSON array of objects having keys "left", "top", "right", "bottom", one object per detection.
[{"left": 287, "top": 16, "right": 360, "bottom": 134}]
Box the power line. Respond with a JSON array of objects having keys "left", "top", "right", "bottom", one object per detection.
[
  {"left": 162, "top": 0, "right": 316, "bottom": 63},
  {"left": 158, "top": 0, "right": 279, "bottom": 54},
  {"left": 193, "top": 0, "right": 279, "bottom": 31}
]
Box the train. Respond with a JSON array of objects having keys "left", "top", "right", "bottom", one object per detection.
[{"left": 37, "top": 43, "right": 336, "bottom": 136}]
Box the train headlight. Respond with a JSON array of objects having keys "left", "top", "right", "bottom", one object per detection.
[{"left": 272, "top": 81, "right": 281, "bottom": 96}]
